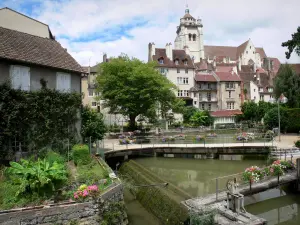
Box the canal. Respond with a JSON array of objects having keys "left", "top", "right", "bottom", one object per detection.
[{"left": 122, "top": 156, "right": 300, "bottom": 224}]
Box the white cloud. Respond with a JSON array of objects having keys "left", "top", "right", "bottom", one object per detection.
[{"left": 2, "top": 0, "right": 300, "bottom": 65}]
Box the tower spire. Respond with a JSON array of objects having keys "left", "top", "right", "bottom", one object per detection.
[{"left": 185, "top": 2, "right": 189, "bottom": 14}]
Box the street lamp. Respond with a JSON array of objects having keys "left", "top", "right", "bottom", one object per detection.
[{"left": 269, "top": 94, "right": 288, "bottom": 142}]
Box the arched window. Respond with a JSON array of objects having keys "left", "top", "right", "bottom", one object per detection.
[
  {"left": 189, "top": 33, "right": 192, "bottom": 41},
  {"left": 193, "top": 34, "right": 196, "bottom": 41}
]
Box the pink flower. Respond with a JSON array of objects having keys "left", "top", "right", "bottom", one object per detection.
[
  {"left": 83, "top": 190, "right": 89, "bottom": 197},
  {"left": 74, "top": 194, "right": 79, "bottom": 199},
  {"left": 270, "top": 168, "right": 274, "bottom": 173}
]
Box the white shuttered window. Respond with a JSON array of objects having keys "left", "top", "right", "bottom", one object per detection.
[
  {"left": 56, "top": 72, "right": 71, "bottom": 92},
  {"left": 10, "top": 65, "right": 30, "bottom": 91}
]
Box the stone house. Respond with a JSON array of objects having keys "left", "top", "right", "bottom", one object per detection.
[{"left": 0, "top": 7, "right": 83, "bottom": 92}]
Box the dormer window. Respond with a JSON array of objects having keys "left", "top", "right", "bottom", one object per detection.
[
  {"left": 158, "top": 58, "right": 164, "bottom": 64},
  {"left": 175, "top": 59, "right": 179, "bottom": 65},
  {"left": 184, "top": 60, "right": 188, "bottom": 65}
]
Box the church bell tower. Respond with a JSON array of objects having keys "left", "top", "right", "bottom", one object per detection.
[{"left": 174, "top": 6, "right": 204, "bottom": 62}]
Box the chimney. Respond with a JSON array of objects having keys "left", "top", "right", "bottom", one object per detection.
[
  {"left": 103, "top": 53, "right": 107, "bottom": 63},
  {"left": 253, "top": 63, "right": 256, "bottom": 72},
  {"left": 213, "top": 56, "right": 216, "bottom": 68},
  {"left": 184, "top": 45, "right": 190, "bottom": 56},
  {"left": 268, "top": 58, "right": 271, "bottom": 71},
  {"left": 169, "top": 43, "right": 173, "bottom": 61},
  {"left": 148, "top": 42, "right": 156, "bottom": 62}
]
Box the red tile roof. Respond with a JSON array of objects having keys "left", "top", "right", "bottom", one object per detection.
[
  {"left": 195, "top": 73, "right": 217, "bottom": 82},
  {"left": 211, "top": 110, "right": 242, "bottom": 117},
  {"left": 0, "top": 26, "right": 83, "bottom": 73},
  {"left": 153, "top": 48, "right": 194, "bottom": 69},
  {"left": 215, "top": 71, "right": 241, "bottom": 81},
  {"left": 216, "top": 66, "right": 233, "bottom": 72},
  {"left": 194, "top": 60, "right": 208, "bottom": 70}
]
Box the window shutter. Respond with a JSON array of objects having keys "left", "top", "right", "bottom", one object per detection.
[{"left": 10, "top": 65, "right": 30, "bottom": 90}]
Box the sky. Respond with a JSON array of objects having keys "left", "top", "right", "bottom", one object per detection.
[{"left": 1, "top": 0, "right": 300, "bottom": 66}]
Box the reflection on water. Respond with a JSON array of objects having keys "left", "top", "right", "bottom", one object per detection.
[
  {"left": 246, "top": 189, "right": 300, "bottom": 225},
  {"left": 134, "top": 156, "right": 265, "bottom": 197}
]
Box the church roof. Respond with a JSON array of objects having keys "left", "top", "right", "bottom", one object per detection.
[
  {"left": 183, "top": 13, "right": 195, "bottom": 19},
  {"left": 204, "top": 44, "right": 267, "bottom": 61},
  {"left": 236, "top": 40, "right": 249, "bottom": 58},
  {"left": 153, "top": 48, "right": 194, "bottom": 69}
]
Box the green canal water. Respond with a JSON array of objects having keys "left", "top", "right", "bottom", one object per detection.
[{"left": 123, "top": 156, "right": 300, "bottom": 225}]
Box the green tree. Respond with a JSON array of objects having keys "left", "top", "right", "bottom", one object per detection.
[
  {"left": 274, "top": 64, "right": 300, "bottom": 108},
  {"left": 256, "top": 101, "right": 275, "bottom": 121},
  {"left": 96, "top": 54, "right": 178, "bottom": 130},
  {"left": 240, "top": 101, "right": 258, "bottom": 121},
  {"left": 190, "top": 110, "right": 213, "bottom": 126},
  {"left": 282, "top": 27, "right": 300, "bottom": 59},
  {"left": 264, "top": 107, "right": 288, "bottom": 131},
  {"left": 81, "top": 106, "right": 106, "bottom": 143},
  {"left": 182, "top": 106, "right": 199, "bottom": 123}
]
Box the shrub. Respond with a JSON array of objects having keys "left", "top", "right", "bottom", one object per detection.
[
  {"left": 285, "top": 108, "right": 300, "bottom": 133},
  {"left": 6, "top": 158, "right": 67, "bottom": 197},
  {"left": 45, "top": 151, "right": 65, "bottom": 165},
  {"left": 72, "top": 144, "right": 91, "bottom": 165},
  {"left": 295, "top": 140, "right": 300, "bottom": 148}
]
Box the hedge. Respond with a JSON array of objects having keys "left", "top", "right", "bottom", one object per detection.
[
  {"left": 0, "top": 81, "right": 81, "bottom": 159},
  {"left": 285, "top": 108, "right": 300, "bottom": 133}
]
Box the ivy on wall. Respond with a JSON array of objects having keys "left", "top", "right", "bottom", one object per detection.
[{"left": 0, "top": 81, "right": 82, "bottom": 159}]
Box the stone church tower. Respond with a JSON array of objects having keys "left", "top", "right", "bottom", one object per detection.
[{"left": 174, "top": 7, "right": 204, "bottom": 62}]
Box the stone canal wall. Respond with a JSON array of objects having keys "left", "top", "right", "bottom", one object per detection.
[{"left": 0, "top": 183, "right": 128, "bottom": 225}]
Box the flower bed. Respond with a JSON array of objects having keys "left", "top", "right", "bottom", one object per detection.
[
  {"left": 161, "top": 136, "right": 175, "bottom": 142},
  {"left": 194, "top": 135, "right": 205, "bottom": 142},
  {"left": 242, "top": 160, "right": 295, "bottom": 183}
]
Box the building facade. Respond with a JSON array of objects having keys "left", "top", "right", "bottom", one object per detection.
[{"left": 148, "top": 6, "right": 281, "bottom": 123}]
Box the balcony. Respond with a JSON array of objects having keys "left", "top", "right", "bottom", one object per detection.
[
  {"left": 199, "top": 98, "right": 218, "bottom": 102},
  {"left": 225, "top": 87, "right": 235, "bottom": 91},
  {"left": 198, "top": 87, "right": 217, "bottom": 91},
  {"left": 226, "top": 97, "right": 235, "bottom": 102}
]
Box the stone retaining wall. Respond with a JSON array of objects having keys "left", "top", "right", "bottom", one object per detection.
[{"left": 0, "top": 183, "right": 128, "bottom": 225}]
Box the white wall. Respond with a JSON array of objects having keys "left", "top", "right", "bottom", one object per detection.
[
  {"left": 0, "top": 8, "right": 50, "bottom": 38},
  {"left": 250, "top": 81, "right": 259, "bottom": 103},
  {"left": 166, "top": 67, "right": 195, "bottom": 97},
  {"left": 241, "top": 41, "right": 257, "bottom": 66}
]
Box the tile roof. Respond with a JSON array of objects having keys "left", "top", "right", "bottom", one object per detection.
[
  {"left": 215, "top": 71, "right": 241, "bottom": 82},
  {"left": 183, "top": 13, "right": 195, "bottom": 19},
  {"left": 204, "top": 45, "right": 238, "bottom": 60},
  {"left": 216, "top": 66, "right": 233, "bottom": 72},
  {"left": 236, "top": 40, "right": 249, "bottom": 58},
  {"left": 0, "top": 26, "right": 83, "bottom": 73},
  {"left": 153, "top": 48, "right": 194, "bottom": 69},
  {"left": 290, "top": 64, "right": 300, "bottom": 75},
  {"left": 195, "top": 73, "right": 217, "bottom": 82},
  {"left": 204, "top": 44, "right": 267, "bottom": 61},
  {"left": 211, "top": 110, "right": 242, "bottom": 117},
  {"left": 194, "top": 60, "right": 208, "bottom": 70}
]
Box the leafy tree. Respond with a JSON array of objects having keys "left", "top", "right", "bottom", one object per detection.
[
  {"left": 189, "top": 110, "right": 214, "bottom": 126},
  {"left": 182, "top": 106, "right": 199, "bottom": 123},
  {"left": 190, "top": 111, "right": 208, "bottom": 126},
  {"left": 264, "top": 107, "right": 288, "bottom": 131},
  {"left": 256, "top": 101, "right": 275, "bottom": 121},
  {"left": 96, "top": 54, "right": 178, "bottom": 130},
  {"left": 274, "top": 64, "right": 300, "bottom": 108},
  {"left": 282, "top": 27, "right": 300, "bottom": 59},
  {"left": 240, "top": 101, "right": 258, "bottom": 121},
  {"left": 81, "top": 106, "right": 106, "bottom": 143}
]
